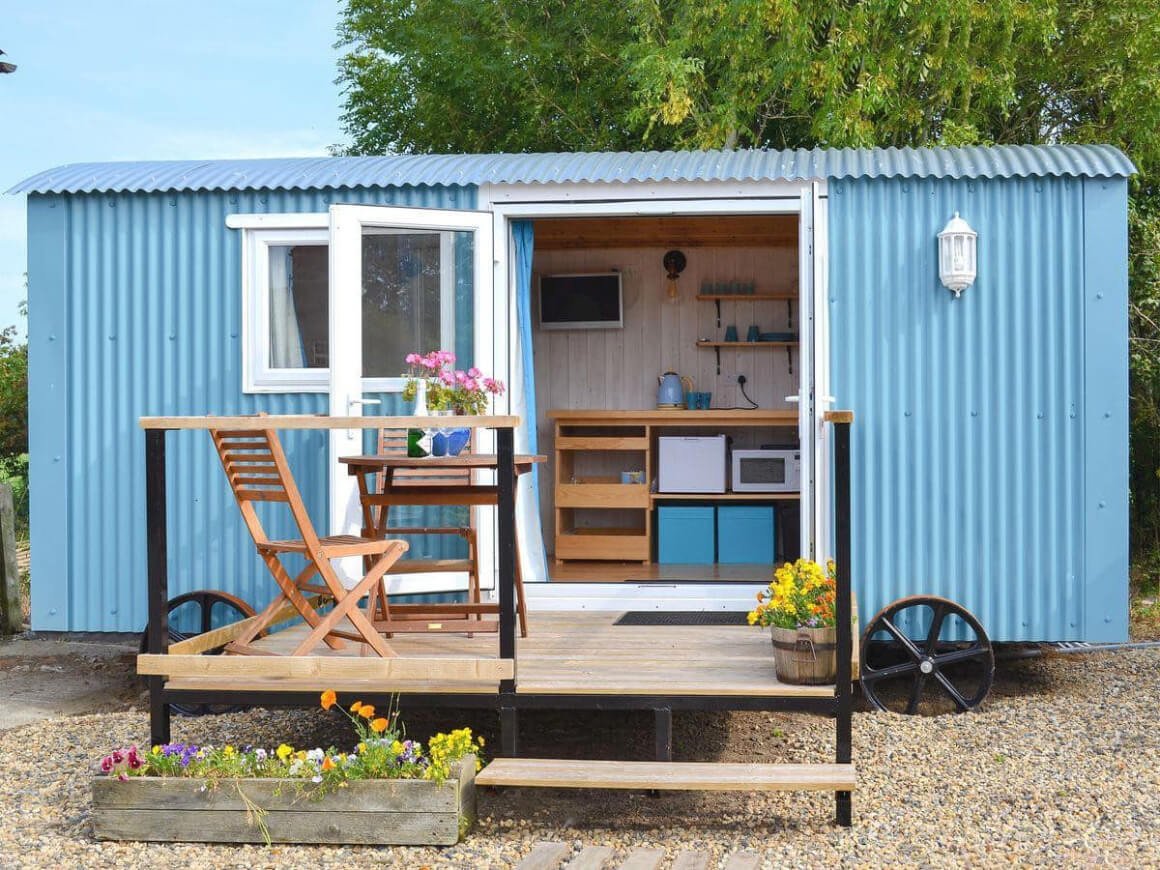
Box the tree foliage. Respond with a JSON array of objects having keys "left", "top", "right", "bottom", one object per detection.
[
  {"left": 338, "top": 0, "right": 1160, "bottom": 550},
  {"left": 338, "top": 0, "right": 1157, "bottom": 160},
  {"left": 0, "top": 317, "right": 27, "bottom": 458}
]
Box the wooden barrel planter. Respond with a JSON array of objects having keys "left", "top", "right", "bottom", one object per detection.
[
  {"left": 91, "top": 755, "right": 476, "bottom": 846},
  {"left": 770, "top": 626, "right": 838, "bottom": 685}
]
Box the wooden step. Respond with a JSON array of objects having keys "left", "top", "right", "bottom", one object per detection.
[
  {"left": 515, "top": 842, "right": 760, "bottom": 870},
  {"left": 477, "top": 759, "right": 855, "bottom": 792}
]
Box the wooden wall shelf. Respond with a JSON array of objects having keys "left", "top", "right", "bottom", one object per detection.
[
  {"left": 695, "top": 341, "right": 797, "bottom": 348},
  {"left": 695, "top": 293, "right": 796, "bottom": 302}
]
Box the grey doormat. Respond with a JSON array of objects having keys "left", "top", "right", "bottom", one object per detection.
[{"left": 614, "top": 611, "right": 750, "bottom": 626}]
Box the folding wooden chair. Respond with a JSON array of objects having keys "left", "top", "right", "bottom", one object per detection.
[{"left": 210, "top": 426, "right": 407, "bottom": 657}]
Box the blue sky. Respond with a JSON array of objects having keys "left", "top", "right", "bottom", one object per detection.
[{"left": 0, "top": 1, "right": 345, "bottom": 335}]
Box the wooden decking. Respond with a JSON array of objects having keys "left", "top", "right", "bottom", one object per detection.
[{"left": 161, "top": 610, "right": 856, "bottom": 699}]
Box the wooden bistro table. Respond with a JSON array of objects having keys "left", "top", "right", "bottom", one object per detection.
[{"left": 340, "top": 452, "right": 545, "bottom": 635}]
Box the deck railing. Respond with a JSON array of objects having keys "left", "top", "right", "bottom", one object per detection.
[{"left": 138, "top": 414, "right": 521, "bottom": 745}]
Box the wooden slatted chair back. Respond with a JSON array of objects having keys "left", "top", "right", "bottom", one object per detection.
[
  {"left": 376, "top": 428, "right": 473, "bottom": 492},
  {"left": 210, "top": 428, "right": 321, "bottom": 552}
]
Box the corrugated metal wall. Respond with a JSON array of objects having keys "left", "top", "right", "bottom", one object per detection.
[
  {"left": 27, "top": 185, "right": 475, "bottom": 632},
  {"left": 829, "top": 176, "right": 1129, "bottom": 642}
]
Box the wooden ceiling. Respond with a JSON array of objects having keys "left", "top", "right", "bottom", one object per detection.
[{"left": 532, "top": 215, "right": 798, "bottom": 250}]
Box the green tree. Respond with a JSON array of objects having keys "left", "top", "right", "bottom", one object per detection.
[
  {"left": 338, "top": 0, "right": 1160, "bottom": 553},
  {"left": 337, "top": 0, "right": 640, "bottom": 154},
  {"left": 0, "top": 302, "right": 27, "bottom": 457}
]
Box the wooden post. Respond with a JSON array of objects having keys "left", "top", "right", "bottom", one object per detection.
[
  {"left": 832, "top": 415, "right": 853, "bottom": 827},
  {"left": 654, "top": 707, "right": 673, "bottom": 761},
  {"left": 145, "top": 429, "right": 171, "bottom": 746},
  {"left": 0, "top": 483, "right": 21, "bottom": 635},
  {"left": 496, "top": 424, "right": 518, "bottom": 756}
]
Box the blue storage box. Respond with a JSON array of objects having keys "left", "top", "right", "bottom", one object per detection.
[
  {"left": 717, "top": 505, "right": 775, "bottom": 564},
  {"left": 657, "top": 506, "right": 716, "bottom": 564}
]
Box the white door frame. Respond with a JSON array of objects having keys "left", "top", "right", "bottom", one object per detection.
[
  {"left": 474, "top": 180, "right": 829, "bottom": 605},
  {"left": 797, "top": 183, "right": 832, "bottom": 561},
  {"left": 327, "top": 204, "right": 494, "bottom": 590}
]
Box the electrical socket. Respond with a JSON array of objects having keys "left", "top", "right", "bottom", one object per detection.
[{"left": 721, "top": 372, "right": 747, "bottom": 385}]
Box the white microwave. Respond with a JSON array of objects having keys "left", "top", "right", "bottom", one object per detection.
[{"left": 732, "top": 449, "right": 800, "bottom": 492}]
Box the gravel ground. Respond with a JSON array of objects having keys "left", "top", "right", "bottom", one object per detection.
[{"left": 1, "top": 649, "right": 1158, "bottom": 869}]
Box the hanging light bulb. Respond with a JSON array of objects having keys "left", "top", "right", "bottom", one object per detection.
[{"left": 663, "top": 250, "right": 687, "bottom": 305}]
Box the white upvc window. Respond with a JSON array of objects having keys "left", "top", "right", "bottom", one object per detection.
[{"left": 232, "top": 213, "right": 458, "bottom": 394}]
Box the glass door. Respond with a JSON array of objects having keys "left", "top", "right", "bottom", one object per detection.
[{"left": 327, "top": 204, "right": 493, "bottom": 587}]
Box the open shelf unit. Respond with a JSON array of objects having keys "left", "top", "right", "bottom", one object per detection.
[{"left": 550, "top": 410, "right": 800, "bottom": 564}]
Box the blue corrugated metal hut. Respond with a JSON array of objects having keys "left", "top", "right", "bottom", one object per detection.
[{"left": 10, "top": 144, "right": 1134, "bottom": 643}]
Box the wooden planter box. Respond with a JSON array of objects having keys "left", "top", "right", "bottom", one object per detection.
[{"left": 91, "top": 756, "right": 476, "bottom": 846}]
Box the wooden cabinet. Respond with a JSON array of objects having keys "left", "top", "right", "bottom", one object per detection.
[{"left": 549, "top": 409, "right": 798, "bottom": 563}]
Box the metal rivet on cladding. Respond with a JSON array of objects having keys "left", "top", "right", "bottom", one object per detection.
[
  {"left": 1104, "top": 412, "right": 1111, "bottom": 418},
  {"left": 1099, "top": 501, "right": 1106, "bottom": 508},
  {"left": 53, "top": 456, "right": 60, "bottom": 462},
  {"left": 49, "top": 609, "right": 57, "bottom": 615},
  {"left": 904, "top": 411, "right": 911, "bottom": 417},
  {"left": 48, "top": 334, "right": 55, "bottom": 341},
  {"left": 110, "top": 609, "right": 118, "bottom": 615},
  {"left": 971, "top": 410, "right": 978, "bottom": 417},
  {"left": 1096, "top": 292, "right": 1104, "bottom": 299},
  {"left": 1037, "top": 412, "right": 1044, "bottom": 419}
]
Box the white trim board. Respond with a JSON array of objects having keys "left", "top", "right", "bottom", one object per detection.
[{"left": 483, "top": 179, "right": 825, "bottom": 205}]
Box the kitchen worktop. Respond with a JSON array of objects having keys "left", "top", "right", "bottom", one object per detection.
[{"left": 547, "top": 409, "right": 798, "bottom": 425}]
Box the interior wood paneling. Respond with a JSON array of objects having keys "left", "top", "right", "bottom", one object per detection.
[
  {"left": 533, "top": 215, "right": 798, "bottom": 250},
  {"left": 530, "top": 226, "right": 801, "bottom": 553}
]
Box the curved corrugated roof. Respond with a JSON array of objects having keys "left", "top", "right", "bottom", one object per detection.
[{"left": 7, "top": 144, "right": 1135, "bottom": 195}]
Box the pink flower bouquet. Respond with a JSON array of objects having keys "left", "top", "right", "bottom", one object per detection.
[{"left": 402, "top": 350, "right": 504, "bottom": 415}]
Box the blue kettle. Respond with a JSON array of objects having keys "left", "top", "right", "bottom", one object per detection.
[{"left": 657, "top": 371, "right": 693, "bottom": 407}]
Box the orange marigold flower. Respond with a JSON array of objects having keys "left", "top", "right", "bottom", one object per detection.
[
  {"left": 350, "top": 701, "right": 363, "bottom": 714},
  {"left": 322, "top": 756, "right": 336, "bottom": 771},
  {"left": 320, "top": 689, "right": 337, "bottom": 711},
  {"left": 359, "top": 704, "right": 376, "bottom": 719},
  {"left": 371, "top": 717, "right": 389, "bottom": 733}
]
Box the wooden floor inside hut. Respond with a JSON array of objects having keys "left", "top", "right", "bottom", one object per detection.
[{"left": 165, "top": 611, "right": 857, "bottom": 699}]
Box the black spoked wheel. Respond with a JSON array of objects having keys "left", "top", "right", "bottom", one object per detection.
[
  {"left": 860, "top": 595, "right": 994, "bottom": 715},
  {"left": 139, "top": 590, "right": 257, "bottom": 717}
]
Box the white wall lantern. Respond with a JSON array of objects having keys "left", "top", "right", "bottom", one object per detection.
[{"left": 938, "top": 212, "right": 978, "bottom": 298}]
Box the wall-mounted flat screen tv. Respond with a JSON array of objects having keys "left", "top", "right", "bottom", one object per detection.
[{"left": 538, "top": 272, "right": 623, "bottom": 330}]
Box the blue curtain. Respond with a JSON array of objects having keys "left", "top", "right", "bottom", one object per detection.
[
  {"left": 513, "top": 220, "right": 537, "bottom": 460},
  {"left": 511, "top": 220, "right": 548, "bottom": 580}
]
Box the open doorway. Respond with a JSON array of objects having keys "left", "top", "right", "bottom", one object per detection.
[{"left": 525, "top": 214, "right": 804, "bottom": 586}]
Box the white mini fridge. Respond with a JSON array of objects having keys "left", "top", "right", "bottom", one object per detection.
[{"left": 657, "top": 435, "right": 728, "bottom": 493}]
